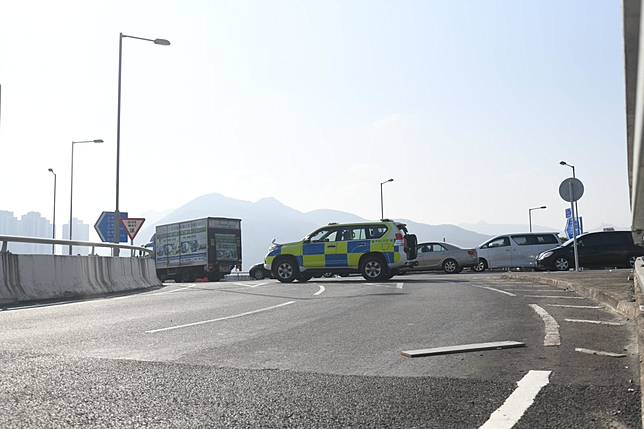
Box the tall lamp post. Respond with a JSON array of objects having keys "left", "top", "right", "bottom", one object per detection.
[
  {"left": 69, "top": 139, "right": 103, "bottom": 255},
  {"left": 114, "top": 33, "right": 170, "bottom": 255},
  {"left": 560, "top": 161, "right": 581, "bottom": 232},
  {"left": 380, "top": 178, "right": 394, "bottom": 219},
  {"left": 48, "top": 168, "right": 57, "bottom": 255},
  {"left": 528, "top": 205, "right": 547, "bottom": 233}
]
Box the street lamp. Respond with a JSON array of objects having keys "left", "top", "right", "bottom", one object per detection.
[
  {"left": 69, "top": 139, "right": 103, "bottom": 255},
  {"left": 380, "top": 178, "right": 394, "bottom": 220},
  {"left": 114, "top": 33, "right": 170, "bottom": 255},
  {"left": 528, "top": 205, "right": 547, "bottom": 233},
  {"left": 48, "top": 168, "right": 57, "bottom": 255},
  {"left": 560, "top": 160, "right": 581, "bottom": 232}
]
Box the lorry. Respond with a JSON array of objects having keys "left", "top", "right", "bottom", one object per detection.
[{"left": 154, "top": 217, "right": 242, "bottom": 282}]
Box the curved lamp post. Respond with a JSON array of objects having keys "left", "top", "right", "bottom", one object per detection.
[
  {"left": 528, "top": 205, "right": 547, "bottom": 233},
  {"left": 114, "top": 33, "right": 170, "bottom": 255},
  {"left": 48, "top": 168, "right": 57, "bottom": 254},
  {"left": 380, "top": 178, "right": 394, "bottom": 220}
]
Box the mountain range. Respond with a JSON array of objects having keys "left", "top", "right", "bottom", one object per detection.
[{"left": 138, "top": 193, "right": 492, "bottom": 269}]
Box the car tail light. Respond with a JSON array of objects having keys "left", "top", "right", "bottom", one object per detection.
[
  {"left": 395, "top": 232, "right": 403, "bottom": 240},
  {"left": 467, "top": 250, "right": 476, "bottom": 257}
]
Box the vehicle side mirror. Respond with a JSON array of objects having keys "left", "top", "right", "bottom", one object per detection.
[{"left": 303, "top": 238, "right": 310, "bottom": 243}]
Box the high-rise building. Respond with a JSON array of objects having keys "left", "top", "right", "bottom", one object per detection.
[
  {"left": 17, "top": 212, "right": 51, "bottom": 254},
  {"left": 62, "top": 218, "right": 90, "bottom": 256},
  {"left": 0, "top": 211, "right": 19, "bottom": 252}
]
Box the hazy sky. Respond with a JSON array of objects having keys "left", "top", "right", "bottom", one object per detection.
[{"left": 0, "top": 0, "right": 630, "bottom": 241}]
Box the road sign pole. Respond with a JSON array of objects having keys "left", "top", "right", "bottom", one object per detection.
[{"left": 569, "top": 181, "right": 579, "bottom": 272}]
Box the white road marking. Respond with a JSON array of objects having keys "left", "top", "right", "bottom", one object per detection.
[
  {"left": 529, "top": 304, "right": 561, "bottom": 346},
  {"left": 401, "top": 341, "right": 525, "bottom": 358},
  {"left": 470, "top": 285, "right": 516, "bottom": 296},
  {"left": 575, "top": 347, "right": 626, "bottom": 358},
  {"left": 527, "top": 295, "right": 584, "bottom": 299},
  {"left": 248, "top": 282, "right": 270, "bottom": 288},
  {"left": 233, "top": 282, "right": 254, "bottom": 287},
  {"left": 151, "top": 284, "right": 198, "bottom": 296},
  {"left": 505, "top": 289, "right": 568, "bottom": 293},
  {"left": 314, "top": 285, "right": 325, "bottom": 296},
  {"left": 546, "top": 304, "right": 602, "bottom": 309},
  {"left": 564, "top": 318, "right": 624, "bottom": 326},
  {"left": 396, "top": 282, "right": 404, "bottom": 289},
  {"left": 479, "top": 370, "right": 551, "bottom": 429},
  {"left": 145, "top": 301, "right": 297, "bottom": 333}
]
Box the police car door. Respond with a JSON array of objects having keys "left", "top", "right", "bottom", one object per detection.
[{"left": 304, "top": 228, "right": 337, "bottom": 268}]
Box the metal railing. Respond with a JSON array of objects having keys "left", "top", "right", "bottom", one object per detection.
[{"left": 0, "top": 235, "right": 152, "bottom": 257}]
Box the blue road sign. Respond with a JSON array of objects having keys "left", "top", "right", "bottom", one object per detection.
[
  {"left": 94, "top": 211, "right": 129, "bottom": 243},
  {"left": 565, "top": 208, "right": 572, "bottom": 219},
  {"left": 565, "top": 217, "right": 581, "bottom": 240}
]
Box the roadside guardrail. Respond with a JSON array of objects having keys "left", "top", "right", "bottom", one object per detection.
[{"left": 0, "top": 234, "right": 151, "bottom": 256}]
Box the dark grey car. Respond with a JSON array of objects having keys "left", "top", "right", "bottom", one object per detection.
[{"left": 413, "top": 242, "right": 479, "bottom": 274}]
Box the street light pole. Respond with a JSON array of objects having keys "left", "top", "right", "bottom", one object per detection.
[
  {"left": 48, "top": 168, "right": 57, "bottom": 255},
  {"left": 380, "top": 178, "right": 394, "bottom": 220},
  {"left": 69, "top": 139, "right": 103, "bottom": 255},
  {"left": 114, "top": 33, "right": 170, "bottom": 256},
  {"left": 528, "top": 205, "right": 547, "bottom": 233},
  {"left": 560, "top": 161, "right": 581, "bottom": 232}
]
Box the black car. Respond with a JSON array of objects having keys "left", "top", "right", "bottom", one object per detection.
[
  {"left": 249, "top": 262, "right": 272, "bottom": 280},
  {"left": 536, "top": 230, "right": 644, "bottom": 271}
]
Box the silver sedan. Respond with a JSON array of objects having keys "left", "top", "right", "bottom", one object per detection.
[{"left": 413, "top": 242, "right": 479, "bottom": 274}]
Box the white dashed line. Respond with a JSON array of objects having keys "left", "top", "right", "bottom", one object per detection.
[
  {"left": 564, "top": 319, "right": 624, "bottom": 326},
  {"left": 470, "top": 285, "right": 516, "bottom": 296},
  {"left": 146, "top": 301, "right": 297, "bottom": 333},
  {"left": 529, "top": 304, "right": 561, "bottom": 346},
  {"left": 314, "top": 285, "right": 325, "bottom": 296},
  {"left": 479, "top": 370, "right": 551, "bottom": 429},
  {"left": 575, "top": 348, "right": 626, "bottom": 358},
  {"left": 248, "top": 282, "right": 271, "bottom": 288},
  {"left": 396, "top": 282, "right": 404, "bottom": 289},
  {"left": 151, "top": 284, "right": 198, "bottom": 296},
  {"left": 546, "top": 304, "right": 602, "bottom": 309},
  {"left": 506, "top": 289, "right": 568, "bottom": 293}
]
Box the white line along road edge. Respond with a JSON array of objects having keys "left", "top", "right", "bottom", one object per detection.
[
  {"left": 314, "top": 285, "right": 325, "bottom": 296},
  {"left": 146, "top": 301, "right": 296, "bottom": 334},
  {"left": 529, "top": 304, "right": 561, "bottom": 346},
  {"left": 564, "top": 319, "right": 624, "bottom": 326},
  {"left": 470, "top": 285, "right": 516, "bottom": 297},
  {"left": 479, "top": 370, "right": 551, "bottom": 429}
]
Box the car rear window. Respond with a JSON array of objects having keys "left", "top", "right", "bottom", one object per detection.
[{"left": 366, "top": 225, "right": 388, "bottom": 239}]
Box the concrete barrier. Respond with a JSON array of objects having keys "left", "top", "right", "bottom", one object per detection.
[{"left": 0, "top": 254, "right": 161, "bottom": 305}]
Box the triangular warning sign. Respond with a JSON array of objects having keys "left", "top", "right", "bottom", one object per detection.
[{"left": 120, "top": 218, "right": 146, "bottom": 240}]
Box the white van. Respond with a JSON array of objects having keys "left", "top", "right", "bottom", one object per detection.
[{"left": 473, "top": 233, "right": 561, "bottom": 272}]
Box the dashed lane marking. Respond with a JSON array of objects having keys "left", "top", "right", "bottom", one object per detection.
[
  {"left": 396, "top": 282, "right": 404, "bottom": 289},
  {"left": 546, "top": 304, "right": 602, "bottom": 309},
  {"left": 314, "top": 285, "right": 325, "bottom": 296},
  {"left": 151, "top": 284, "right": 198, "bottom": 296},
  {"left": 529, "top": 304, "right": 561, "bottom": 346},
  {"left": 470, "top": 285, "right": 516, "bottom": 296},
  {"left": 564, "top": 318, "right": 624, "bottom": 326},
  {"left": 145, "top": 301, "right": 297, "bottom": 333},
  {"left": 479, "top": 370, "right": 552, "bottom": 429},
  {"left": 575, "top": 348, "right": 626, "bottom": 358}
]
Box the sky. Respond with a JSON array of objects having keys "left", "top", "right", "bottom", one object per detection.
[{"left": 0, "top": 0, "right": 631, "bottom": 241}]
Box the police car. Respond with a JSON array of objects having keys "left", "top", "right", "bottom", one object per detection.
[{"left": 264, "top": 220, "right": 418, "bottom": 282}]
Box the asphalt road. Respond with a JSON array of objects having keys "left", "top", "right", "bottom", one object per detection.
[{"left": 0, "top": 272, "right": 640, "bottom": 428}]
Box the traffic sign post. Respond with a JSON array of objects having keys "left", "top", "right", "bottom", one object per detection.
[
  {"left": 559, "top": 178, "right": 584, "bottom": 272},
  {"left": 94, "top": 211, "right": 129, "bottom": 243}
]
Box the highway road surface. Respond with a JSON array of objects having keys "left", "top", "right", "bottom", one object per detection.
[{"left": 0, "top": 273, "right": 640, "bottom": 428}]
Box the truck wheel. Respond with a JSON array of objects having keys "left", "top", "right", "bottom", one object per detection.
[
  {"left": 273, "top": 257, "right": 298, "bottom": 283},
  {"left": 360, "top": 255, "right": 389, "bottom": 282}
]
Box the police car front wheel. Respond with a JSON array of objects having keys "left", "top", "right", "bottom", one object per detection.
[
  {"left": 360, "top": 256, "right": 389, "bottom": 282},
  {"left": 273, "top": 258, "right": 298, "bottom": 283}
]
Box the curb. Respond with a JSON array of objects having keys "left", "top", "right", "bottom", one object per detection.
[{"left": 503, "top": 273, "right": 639, "bottom": 319}]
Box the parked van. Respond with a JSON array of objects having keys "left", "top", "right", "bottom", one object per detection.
[{"left": 473, "top": 233, "right": 561, "bottom": 272}]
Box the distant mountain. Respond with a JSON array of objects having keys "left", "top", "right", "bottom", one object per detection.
[
  {"left": 459, "top": 221, "right": 561, "bottom": 236},
  {"left": 139, "top": 193, "right": 491, "bottom": 269}
]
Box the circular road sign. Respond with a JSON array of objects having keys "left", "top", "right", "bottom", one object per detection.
[{"left": 559, "top": 177, "right": 584, "bottom": 202}]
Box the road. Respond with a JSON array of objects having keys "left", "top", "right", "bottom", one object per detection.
[{"left": 0, "top": 272, "right": 640, "bottom": 428}]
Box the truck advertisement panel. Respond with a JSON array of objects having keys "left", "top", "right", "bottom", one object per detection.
[
  {"left": 215, "top": 233, "right": 240, "bottom": 260},
  {"left": 155, "top": 224, "right": 180, "bottom": 268},
  {"left": 179, "top": 219, "right": 208, "bottom": 266}
]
